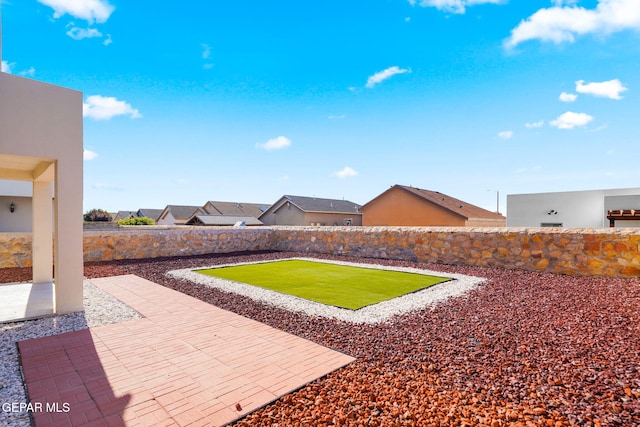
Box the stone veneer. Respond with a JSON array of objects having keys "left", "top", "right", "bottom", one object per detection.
[{"left": 1, "top": 226, "right": 639, "bottom": 277}]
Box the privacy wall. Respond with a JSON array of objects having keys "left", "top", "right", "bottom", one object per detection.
[{"left": 1, "top": 226, "right": 639, "bottom": 277}]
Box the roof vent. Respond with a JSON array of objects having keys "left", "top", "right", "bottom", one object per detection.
[{"left": 460, "top": 205, "right": 464, "bottom": 208}]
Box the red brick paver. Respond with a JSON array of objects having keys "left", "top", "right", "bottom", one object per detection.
[{"left": 19, "top": 274, "right": 355, "bottom": 426}]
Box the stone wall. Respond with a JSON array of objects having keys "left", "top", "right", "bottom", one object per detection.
[
  {"left": 83, "top": 227, "right": 273, "bottom": 262},
  {"left": 1, "top": 226, "right": 639, "bottom": 277},
  {"left": 270, "top": 227, "right": 640, "bottom": 277},
  {"left": 0, "top": 232, "right": 32, "bottom": 268}
]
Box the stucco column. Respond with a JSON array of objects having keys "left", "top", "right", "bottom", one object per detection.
[
  {"left": 32, "top": 180, "right": 53, "bottom": 284},
  {"left": 53, "top": 153, "right": 84, "bottom": 314}
]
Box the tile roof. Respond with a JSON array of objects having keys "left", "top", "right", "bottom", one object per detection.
[
  {"left": 394, "top": 185, "right": 505, "bottom": 220},
  {"left": 281, "top": 195, "right": 362, "bottom": 214},
  {"left": 186, "top": 215, "right": 264, "bottom": 226},
  {"left": 115, "top": 210, "right": 136, "bottom": 220},
  {"left": 137, "top": 209, "right": 164, "bottom": 221},
  {"left": 204, "top": 201, "right": 269, "bottom": 218},
  {"left": 165, "top": 205, "right": 203, "bottom": 220}
]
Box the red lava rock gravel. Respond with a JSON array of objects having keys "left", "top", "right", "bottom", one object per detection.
[{"left": 6, "top": 251, "right": 640, "bottom": 426}]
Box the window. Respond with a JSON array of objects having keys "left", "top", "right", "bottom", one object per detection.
[{"left": 541, "top": 222, "right": 562, "bottom": 227}]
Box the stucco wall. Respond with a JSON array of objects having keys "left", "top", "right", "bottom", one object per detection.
[
  {"left": 507, "top": 188, "right": 640, "bottom": 228},
  {"left": 0, "top": 196, "right": 33, "bottom": 232},
  {"left": 2, "top": 226, "right": 639, "bottom": 277},
  {"left": 362, "top": 187, "right": 466, "bottom": 226}
]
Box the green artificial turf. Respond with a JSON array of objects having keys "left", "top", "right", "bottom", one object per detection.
[{"left": 196, "top": 260, "right": 450, "bottom": 310}]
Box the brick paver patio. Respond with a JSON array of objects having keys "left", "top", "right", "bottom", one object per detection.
[{"left": 18, "top": 274, "right": 355, "bottom": 426}]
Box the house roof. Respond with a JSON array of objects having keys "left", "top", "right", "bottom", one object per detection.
[
  {"left": 363, "top": 185, "right": 505, "bottom": 220},
  {"left": 185, "top": 215, "right": 264, "bottom": 226},
  {"left": 204, "top": 201, "right": 269, "bottom": 218},
  {"left": 137, "top": 209, "right": 164, "bottom": 221},
  {"left": 162, "top": 205, "right": 204, "bottom": 220},
  {"left": 261, "top": 195, "right": 362, "bottom": 218},
  {"left": 115, "top": 210, "right": 136, "bottom": 220}
]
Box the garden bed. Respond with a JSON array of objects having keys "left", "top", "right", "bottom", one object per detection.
[{"left": 4, "top": 251, "right": 639, "bottom": 425}]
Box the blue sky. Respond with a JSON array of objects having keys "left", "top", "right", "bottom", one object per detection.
[{"left": 2, "top": 0, "right": 639, "bottom": 213}]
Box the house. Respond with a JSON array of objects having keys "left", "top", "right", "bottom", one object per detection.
[
  {"left": 137, "top": 208, "right": 164, "bottom": 222},
  {"left": 113, "top": 210, "right": 136, "bottom": 222},
  {"left": 202, "top": 201, "right": 269, "bottom": 218},
  {"left": 1, "top": 51, "right": 84, "bottom": 316},
  {"left": 507, "top": 188, "right": 640, "bottom": 228},
  {"left": 185, "top": 215, "right": 264, "bottom": 226},
  {"left": 361, "top": 185, "right": 506, "bottom": 227},
  {"left": 183, "top": 201, "right": 270, "bottom": 226},
  {"left": 259, "top": 195, "right": 362, "bottom": 226},
  {"left": 156, "top": 205, "right": 205, "bottom": 225}
]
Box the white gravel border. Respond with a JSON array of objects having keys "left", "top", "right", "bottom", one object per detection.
[
  {"left": 0, "top": 280, "right": 142, "bottom": 427},
  {"left": 167, "top": 257, "right": 486, "bottom": 324}
]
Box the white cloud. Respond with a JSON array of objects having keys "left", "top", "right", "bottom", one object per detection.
[
  {"left": 83, "top": 95, "right": 142, "bottom": 120},
  {"left": 83, "top": 149, "right": 99, "bottom": 160},
  {"left": 515, "top": 165, "right": 542, "bottom": 173},
  {"left": 66, "top": 26, "right": 103, "bottom": 40},
  {"left": 328, "top": 114, "right": 346, "bottom": 120},
  {"left": 559, "top": 92, "right": 578, "bottom": 102},
  {"left": 365, "top": 66, "right": 410, "bottom": 88},
  {"left": 498, "top": 130, "right": 513, "bottom": 140},
  {"left": 19, "top": 67, "right": 36, "bottom": 77},
  {"left": 201, "top": 44, "right": 214, "bottom": 69},
  {"left": 575, "top": 79, "right": 627, "bottom": 99},
  {"left": 103, "top": 34, "right": 112, "bottom": 46},
  {"left": 1, "top": 60, "right": 13, "bottom": 73},
  {"left": 525, "top": 120, "right": 544, "bottom": 128},
  {"left": 334, "top": 166, "right": 358, "bottom": 179},
  {"left": 257, "top": 136, "right": 292, "bottom": 151},
  {"left": 37, "top": 0, "right": 114, "bottom": 24},
  {"left": 2, "top": 61, "right": 35, "bottom": 77},
  {"left": 505, "top": 0, "right": 640, "bottom": 49},
  {"left": 550, "top": 111, "right": 594, "bottom": 129},
  {"left": 201, "top": 44, "right": 212, "bottom": 59},
  {"left": 411, "top": 0, "right": 503, "bottom": 14},
  {"left": 92, "top": 182, "right": 123, "bottom": 191}
]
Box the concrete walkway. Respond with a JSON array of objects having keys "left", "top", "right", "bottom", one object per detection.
[
  {"left": 0, "top": 281, "right": 54, "bottom": 323},
  {"left": 18, "top": 274, "right": 355, "bottom": 426}
]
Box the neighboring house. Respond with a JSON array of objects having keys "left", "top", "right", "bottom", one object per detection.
[
  {"left": 507, "top": 188, "right": 640, "bottom": 228},
  {"left": 185, "top": 200, "right": 269, "bottom": 226},
  {"left": 259, "top": 195, "right": 362, "bottom": 226},
  {"left": 136, "top": 208, "right": 164, "bottom": 222},
  {"left": 113, "top": 210, "right": 136, "bottom": 222},
  {"left": 203, "top": 201, "right": 269, "bottom": 218},
  {"left": 361, "top": 185, "right": 506, "bottom": 227},
  {"left": 185, "top": 215, "right": 264, "bottom": 226},
  {"left": 156, "top": 205, "right": 205, "bottom": 225}
]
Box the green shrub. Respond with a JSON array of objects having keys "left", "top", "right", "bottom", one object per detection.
[
  {"left": 118, "top": 217, "right": 155, "bottom": 226},
  {"left": 84, "top": 208, "right": 112, "bottom": 222}
]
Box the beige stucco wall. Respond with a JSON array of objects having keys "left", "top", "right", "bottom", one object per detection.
[
  {"left": 0, "top": 73, "right": 84, "bottom": 313},
  {"left": 2, "top": 226, "right": 639, "bottom": 277},
  {"left": 260, "top": 205, "right": 305, "bottom": 225},
  {"left": 0, "top": 196, "right": 33, "bottom": 232}
]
